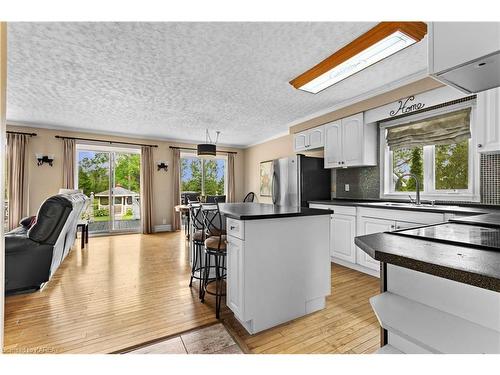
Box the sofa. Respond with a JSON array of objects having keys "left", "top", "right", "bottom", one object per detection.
[{"left": 5, "top": 192, "right": 89, "bottom": 294}]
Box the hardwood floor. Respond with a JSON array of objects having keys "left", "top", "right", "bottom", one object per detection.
[
  {"left": 3, "top": 232, "right": 218, "bottom": 354},
  {"left": 3, "top": 231, "right": 380, "bottom": 354},
  {"left": 222, "top": 262, "right": 381, "bottom": 354}
]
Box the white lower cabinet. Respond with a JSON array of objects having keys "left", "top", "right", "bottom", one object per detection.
[
  {"left": 356, "top": 217, "right": 394, "bottom": 271},
  {"left": 226, "top": 235, "right": 244, "bottom": 319},
  {"left": 310, "top": 204, "right": 447, "bottom": 277},
  {"left": 331, "top": 213, "right": 357, "bottom": 263}
]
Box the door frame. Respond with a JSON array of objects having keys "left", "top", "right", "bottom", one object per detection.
[
  {"left": 75, "top": 143, "right": 142, "bottom": 235},
  {"left": 1, "top": 21, "right": 7, "bottom": 352}
]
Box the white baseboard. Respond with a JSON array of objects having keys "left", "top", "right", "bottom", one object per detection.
[
  {"left": 153, "top": 224, "right": 172, "bottom": 233},
  {"left": 331, "top": 257, "right": 380, "bottom": 278}
]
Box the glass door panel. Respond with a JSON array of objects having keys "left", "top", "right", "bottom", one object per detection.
[
  {"left": 77, "top": 146, "right": 141, "bottom": 234},
  {"left": 77, "top": 150, "right": 111, "bottom": 234},
  {"left": 111, "top": 152, "right": 141, "bottom": 232}
]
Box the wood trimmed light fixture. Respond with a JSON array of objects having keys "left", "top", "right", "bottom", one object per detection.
[
  {"left": 197, "top": 129, "right": 220, "bottom": 159},
  {"left": 289, "top": 22, "right": 428, "bottom": 94}
]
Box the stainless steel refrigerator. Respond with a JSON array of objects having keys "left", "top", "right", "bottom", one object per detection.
[{"left": 271, "top": 155, "right": 331, "bottom": 207}]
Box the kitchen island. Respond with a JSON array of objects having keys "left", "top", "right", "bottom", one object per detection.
[
  {"left": 218, "top": 203, "right": 332, "bottom": 334},
  {"left": 355, "top": 214, "right": 500, "bottom": 354}
]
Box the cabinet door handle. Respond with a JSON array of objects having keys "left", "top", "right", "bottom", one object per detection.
[
  {"left": 390, "top": 225, "right": 395, "bottom": 230},
  {"left": 478, "top": 144, "right": 483, "bottom": 148},
  {"left": 230, "top": 226, "right": 236, "bottom": 230}
]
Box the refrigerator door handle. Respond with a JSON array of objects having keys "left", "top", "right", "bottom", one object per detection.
[{"left": 272, "top": 172, "right": 278, "bottom": 205}]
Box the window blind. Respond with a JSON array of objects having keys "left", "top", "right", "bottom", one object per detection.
[{"left": 386, "top": 108, "right": 471, "bottom": 151}]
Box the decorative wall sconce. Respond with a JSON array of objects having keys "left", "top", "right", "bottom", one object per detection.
[
  {"left": 36, "top": 154, "right": 54, "bottom": 167},
  {"left": 157, "top": 161, "right": 168, "bottom": 172}
]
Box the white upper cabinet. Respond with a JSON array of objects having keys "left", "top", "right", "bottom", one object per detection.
[
  {"left": 293, "top": 125, "right": 325, "bottom": 152},
  {"left": 308, "top": 127, "right": 324, "bottom": 149},
  {"left": 324, "top": 121, "right": 342, "bottom": 166},
  {"left": 324, "top": 113, "right": 377, "bottom": 168},
  {"left": 341, "top": 113, "right": 364, "bottom": 166},
  {"left": 294, "top": 132, "right": 308, "bottom": 152},
  {"left": 429, "top": 22, "right": 500, "bottom": 93},
  {"left": 476, "top": 87, "right": 500, "bottom": 153}
]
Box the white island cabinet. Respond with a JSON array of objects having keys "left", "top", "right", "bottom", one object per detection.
[{"left": 220, "top": 203, "right": 331, "bottom": 335}]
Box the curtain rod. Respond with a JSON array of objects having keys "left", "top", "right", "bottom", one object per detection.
[
  {"left": 55, "top": 135, "right": 158, "bottom": 148},
  {"left": 7, "top": 131, "right": 37, "bottom": 136},
  {"left": 169, "top": 146, "right": 237, "bottom": 154}
]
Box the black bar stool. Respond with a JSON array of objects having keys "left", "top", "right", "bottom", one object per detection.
[
  {"left": 188, "top": 204, "right": 207, "bottom": 298},
  {"left": 200, "top": 201, "right": 227, "bottom": 319}
]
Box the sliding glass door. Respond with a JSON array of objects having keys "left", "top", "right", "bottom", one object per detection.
[{"left": 77, "top": 145, "right": 141, "bottom": 234}]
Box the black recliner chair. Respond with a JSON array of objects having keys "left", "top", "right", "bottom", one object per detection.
[{"left": 5, "top": 192, "right": 88, "bottom": 294}]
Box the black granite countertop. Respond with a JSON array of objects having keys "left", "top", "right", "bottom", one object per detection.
[
  {"left": 309, "top": 198, "right": 495, "bottom": 215},
  {"left": 450, "top": 213, "right": 500, "bottom": 227},
  {"left": 218, "top": 203, "right": 332, "bottom": 221},
  {"left": 355, "top": 228, "right": 500, "bottom": 292}
]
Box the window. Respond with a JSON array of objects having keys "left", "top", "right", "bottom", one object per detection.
[
  {"left": 392, "top": 146, "right": 424, "bottom": 192},
  {"left": 435, "top": 140, "right": 469, "bottom": 190},
  {"left": 180, "top": 154, "right": 226, "bottom": 196},
  {"left": 381, "top": 104, "right": 478, "bottom": 201}
]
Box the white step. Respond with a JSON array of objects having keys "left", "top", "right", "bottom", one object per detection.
[
  {"left": 375, "top": 344, "right": 403, "bottom": 354},
  {"left": 370, "top": 292, "right": 500, "bottom": 354}
]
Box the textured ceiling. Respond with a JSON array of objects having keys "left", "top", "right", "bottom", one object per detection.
[{"left": 7, "top": 22, "right": 427, "bottom": 147}]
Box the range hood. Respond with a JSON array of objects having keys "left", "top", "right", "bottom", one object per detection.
[
  {"left": 436, "top": 51, "right": 500, "bottom": 94},
  {"left": 429, "top": 22, "right": 500, "bottom": 94}
]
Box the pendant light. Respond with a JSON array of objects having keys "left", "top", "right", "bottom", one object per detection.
[{"left": 197, "top": 129, "right": 220, "bottom": 159}]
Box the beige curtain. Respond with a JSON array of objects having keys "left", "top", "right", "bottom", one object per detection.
[
  {"left": 227, "top": 153, "right": 235, "bottom": 203},
  {"left": 62, "top": 138, "right": 75, "bottom": 189},
  {"left": 172, "top": 148, "right": 181, "bottom": 231},
  {"left": 386, "top": 108, "right": 471, "bottom": 150},
  {"left": 7, "top": 133, "right": 29, "bottom": 231},
  {"left": 140, "top": 146, "right": 154, "bottom": 234}
]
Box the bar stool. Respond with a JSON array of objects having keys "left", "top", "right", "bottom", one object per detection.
[
  {"left": 188, "top": 204, "right": 206, "bottom": 298},
  {"left": 200, "top": 201, "right": 227, "bottom": 319}
]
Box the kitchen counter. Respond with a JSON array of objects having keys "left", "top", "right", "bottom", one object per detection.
[
  {"left": 355, "top": 215, "right": 500, "bottom": 354},
  {"left": 355, "top": 230, "right": 500, "bottom": 292},
  {"left": 221, "top": 202, "right": 331, "bottom": 334},
  {"left": 309, "top": 198, "right": 494, "bottom": 215},
  {"left": 218, "top": 202, "right": 332, "bottom": 220}
]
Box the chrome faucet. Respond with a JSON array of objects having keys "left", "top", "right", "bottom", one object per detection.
[{"left": 398, "top": 173, "right": 421, "bottom": 205}]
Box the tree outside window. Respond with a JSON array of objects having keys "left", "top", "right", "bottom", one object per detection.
[
  {"left": 181, "top": 156, "right": 225, "bottom": 196},
  {"left": 392, "top": 146, "right": 424, "bottom": 192},
  {"left": 435, "top": 140, "right": 468, "bottom": 190},
  {"left": 391, "top": 141, "right": 469, "bottom": 193}
]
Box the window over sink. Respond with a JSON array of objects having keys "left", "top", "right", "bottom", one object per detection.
[{"left": 380, "top": 102, "right": 479, "bottom": 202}]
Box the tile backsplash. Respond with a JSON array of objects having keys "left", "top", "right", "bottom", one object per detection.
[
  {"left": 333, "top": 166, "right": 380, "bottom": 199},
  {"left": 480, "top": 154, "right": 500, "bottom": 204},
  {"left": 330, "top": 153, "right": 500, "bottom": 204}
]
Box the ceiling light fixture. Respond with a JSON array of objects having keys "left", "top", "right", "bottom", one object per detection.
[
  {"left": 289, "top": 22, "right": 428, "bottom": 94},
  {"left": 197, "top": 129, "right": 220, "bottom": 159}
]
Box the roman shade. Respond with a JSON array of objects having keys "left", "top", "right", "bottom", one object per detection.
[{"left": 386, "top": 108, "right": 471, "bottom": 151}]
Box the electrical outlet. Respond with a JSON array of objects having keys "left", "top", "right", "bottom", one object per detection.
[
  {"left": 162, "top": 218, "right": 167, "bottom": 225},
  {"left": 344, "top": 184, "right": 350, "bottom": 192}
]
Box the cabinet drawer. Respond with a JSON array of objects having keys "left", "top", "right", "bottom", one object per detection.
[{"left": 227, "top": 218, "right": 244, "bottom": 240}]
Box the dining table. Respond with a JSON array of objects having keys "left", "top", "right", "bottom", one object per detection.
[{"left": 174, "top": 204, "right": 190, "bottom": 238}]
